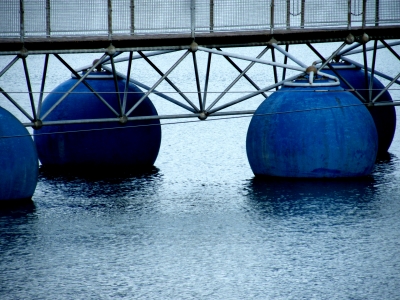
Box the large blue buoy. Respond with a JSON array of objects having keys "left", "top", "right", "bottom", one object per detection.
[
  {"left": 246, "top": 81, "right": 378, "bottom": 178},
  {"left": 34, "top": 71, "right": 161, "bottom": 171},
  {"left": 324, "top": 63, "right": 396, "bottom": 155},
  {"left": 0, "top": 107, "right": 38, "bottom": 201}
]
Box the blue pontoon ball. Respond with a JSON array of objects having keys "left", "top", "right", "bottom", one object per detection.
[
  {"left": 0, "top": 107, "right": 38, "bottom": 201},
  {"left": 246, "top": 85, "right": 378, "bottom": 178},
  {"left": 323, "top": 64, "right": 395, "bottom": 155},
  {"left": 34, "top": 71, "right": 161, "bottom": 171}
]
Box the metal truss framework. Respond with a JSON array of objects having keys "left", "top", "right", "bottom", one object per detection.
[{"left": 0, "top": 35, "right": 399, "bottom": 130}]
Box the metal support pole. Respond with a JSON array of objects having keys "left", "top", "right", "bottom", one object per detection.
[
  {"left": 85, "top": 51, "right": 123, "bottom": 69},
  {"left": 375, "top": 0, "right": 380, "bottom": 26},
  {"left": 137, "top": 51, "right": 198, "bottom": 111},
  {"left": 130, "top": 0, "right": 135, "bottom": 35},
  {"left": 122, "top": 51, "right": 133, "bottom": 114},
  {"left": 0, "top": 56, "right": 19, "bottom": 78},
  {"left": 102, "top": 65, "right": 196, "bottom": 113},
  {"left": 286, "top": 0, "right": 290, "bottom": 29},
  {"left": 205, "top": 47, "right": 269, "bottom": 112},
  {"left": 42, "top": 54, "right": 117, "bottom": 121},
  {"left": 301, "top": 0, "right": 305, "bottom": 28},
  {"left": 341, "top": 41, "right": 400, "bottom": 56},
  {"left": 192, "top": 52, "right": 203, "bottom": 111},
  {"left": 76, "top": 50, "right": 176, "bottom": 72},
  {"left": 46, "top": 0, "right": 51, "bottom": 37},
  {"left": 111, "top": 51, "right": 176, "bottom": 64},
  {"left": 191, "top": 0, "right": 195, "bottom": 39},
  {"left": 372, "top": 73, "right": 400, "bottom": 103},
  {"left": 362, "top": 0, "right": 366, "bottom": 28},
  {"left": 19, "top": 0, "right": 24, "bottom": 42},
  {"left": 0, "top": 87, "right": 34, "bottom": 121},
  {"left": 362, "top": 43, "right": 369, "bottom": 97},
  {"left": 210, "top": 0, "right": 214, "bottom": 32},
  {"left": 337, "top": 43, "right": 362, "bottom": 56},
  {"left": 38, "top": 54, "right": 49, "bottom": 117},
  {"left": 198, "top": 47, "right": 306, "bottom": 72},
  {"left": 317, "top": 42, "right": 347, "bottom": 71},
  {"left": 216, "top": 47, "right": 269, "bottom": 97},
  {"left": 270, "top": 43, "right": 307, "bottom": 68},
  {"left": 108, "top": 0, "right": 113, "bottom": 39},
  {"left": 126, "top": 50, "right": 192, "bottom": 116},
  {"left": 203, "top": 53, "right": 212, "bottom": 110},
  {"left": 23, "top": 110, "right": 258, "bottom": 128},
  {"left": 270, "top": 0, "right": 274, "bottom": 34},
  {"left": 380, "top": 39, "right": 400, "bottom": 61},
  {"left": 271, "top": 47, "right": 278, "bottom": 90},
  {"left": 307, "top": 43, "right": 367, "bottom": 102},
  {"left": 373, "top": 102, "right": 400, "bottom": 107},
  {"left": 340, "top": 56, "right": 400, "bottom": 86},
  {"left": 22, "top": 57, "right": 38, "bottom": 121},
  {"left": 282, "top": 44, "right": 289, "bottom": 81},
  {"left": 208, "top": 73, "right": 302, "bottom": 115},
  {"left": 110, "top": 55, "right": 123, "bottom": 116},
  {"left": 348, "top": 0, "right": 352, "bottom": 30},
  {"left": 57, "top": 54, "right": 118, "bottom": 117},
  {"left": 369, "top": 40, "right": 378, "bottom": 102}
]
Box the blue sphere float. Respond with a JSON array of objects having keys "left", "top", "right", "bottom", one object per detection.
[
  {"left": 246, "top": 80, "right": 378, "bottom": 178},
  {"left": 0, "top": 107, "right": 38, "bottom": 201},
  {"left": 34, "top": 71, "right": 161, "bottom": 171},
  {"left": 323, "top": 63, "right": 396, "bottom": 156}
]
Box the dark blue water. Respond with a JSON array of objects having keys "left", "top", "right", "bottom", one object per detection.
[{"left": 1, "top": 45, "right": 400, "bottom": 299}]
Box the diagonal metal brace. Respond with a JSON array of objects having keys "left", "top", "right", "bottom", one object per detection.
[{"left": 41, "top": 54, "right": 119, "bottom": 121}]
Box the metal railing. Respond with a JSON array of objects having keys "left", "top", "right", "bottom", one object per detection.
[{"left": 0, "top": 0, "right": 399, "bottom": 40}]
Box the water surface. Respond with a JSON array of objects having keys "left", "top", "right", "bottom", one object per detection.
[{"left": 1, "top": 44, "right": 400, "bottom": 299}]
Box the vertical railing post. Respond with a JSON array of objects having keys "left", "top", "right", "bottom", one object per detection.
[
  {"left": 19, "top": 0, "right": 24, "bottom": 42},
  {"left": 130, "top": 0, "right": 135, "bottom": 35},
  {"left": 108, "top": 0, "right": 113, "bottom": 39},
  {"left": 348, "top": 0, "right": 352, "bottom": 30},
  {"left": 286, "top": 0, "right": 290, "bottom": 29},
  {"left": 369, "top": 40, "right": 378, "bottom": 102},
  {"left": 210, "top": 0, "right": 214, "bottom": 33},
  {"left": 300, "top": 0, "right": 305, "bottom": 28},
  {"left": 191, "top": 0, "right": 195, "bottom": 38},
  {"left": 375, "top": 0, "right": 380, "bottom": 26},
  {"left": 362, "top": 0, "right": 366, "bottom": 28},
  {"left": 270, "top": 0, "right": 274, "bottom": 34},
  {"left": 46, "top": 0, "right": 51, "bottom": 37}
]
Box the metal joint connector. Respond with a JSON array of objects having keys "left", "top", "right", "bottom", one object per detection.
[
  {"left": 119, "top": 115, "right": 128, "bottom": 124},
  {"left": 106, "top": 44, "right": 116, "bottom": 56},
  {"left": 190, "top": 41, "right": 198, "bottom": 53},
  {"left": 32, "top": 119, "right": 43, "bottom": 130},
  {"left": 18, "top": 47, "right": 28, "bottom": 58},
  {"left": 345, "top": 34, "right": 355, "bottom": 45},
  {"left": 198, "top": 111, "right": 207, "bottom": 120}
]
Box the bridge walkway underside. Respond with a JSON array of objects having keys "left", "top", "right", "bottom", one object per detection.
[{"left": 0, "top": 26, "right": 400, "bottom": 54}]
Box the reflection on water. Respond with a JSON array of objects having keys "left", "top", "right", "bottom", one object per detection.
[
  {"left": 245, "top": 176, "right": 377, "bottom": 217},
  {"left": 38, "top": 165, "right": 162, "bottom": 198},
  {"left": 374, "top": 152, "right": 400, "bottom": 176},
  {"left": 0, "top": 199, "right": 36, "bottom": 213},
  {"left": 1, "top": 154, "right": 400, "bottom": 299},
  {"left": 35, "top": 166, "right": 163, "bottom": 215}
]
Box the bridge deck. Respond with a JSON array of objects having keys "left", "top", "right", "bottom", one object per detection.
[
  {"left": 1, "top": 25, "right": 400, "bottom": 55},
  {"left": 1, "top": 0, "right": 399, "bottom": 54}
]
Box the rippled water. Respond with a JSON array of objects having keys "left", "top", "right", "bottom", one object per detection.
[{"left": 1, "top": 44, "right": 400, "bottom": 299}]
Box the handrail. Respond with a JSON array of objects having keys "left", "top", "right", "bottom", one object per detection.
[{"left": 1, "top": 0, "right": 399, "bottom": 39}]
